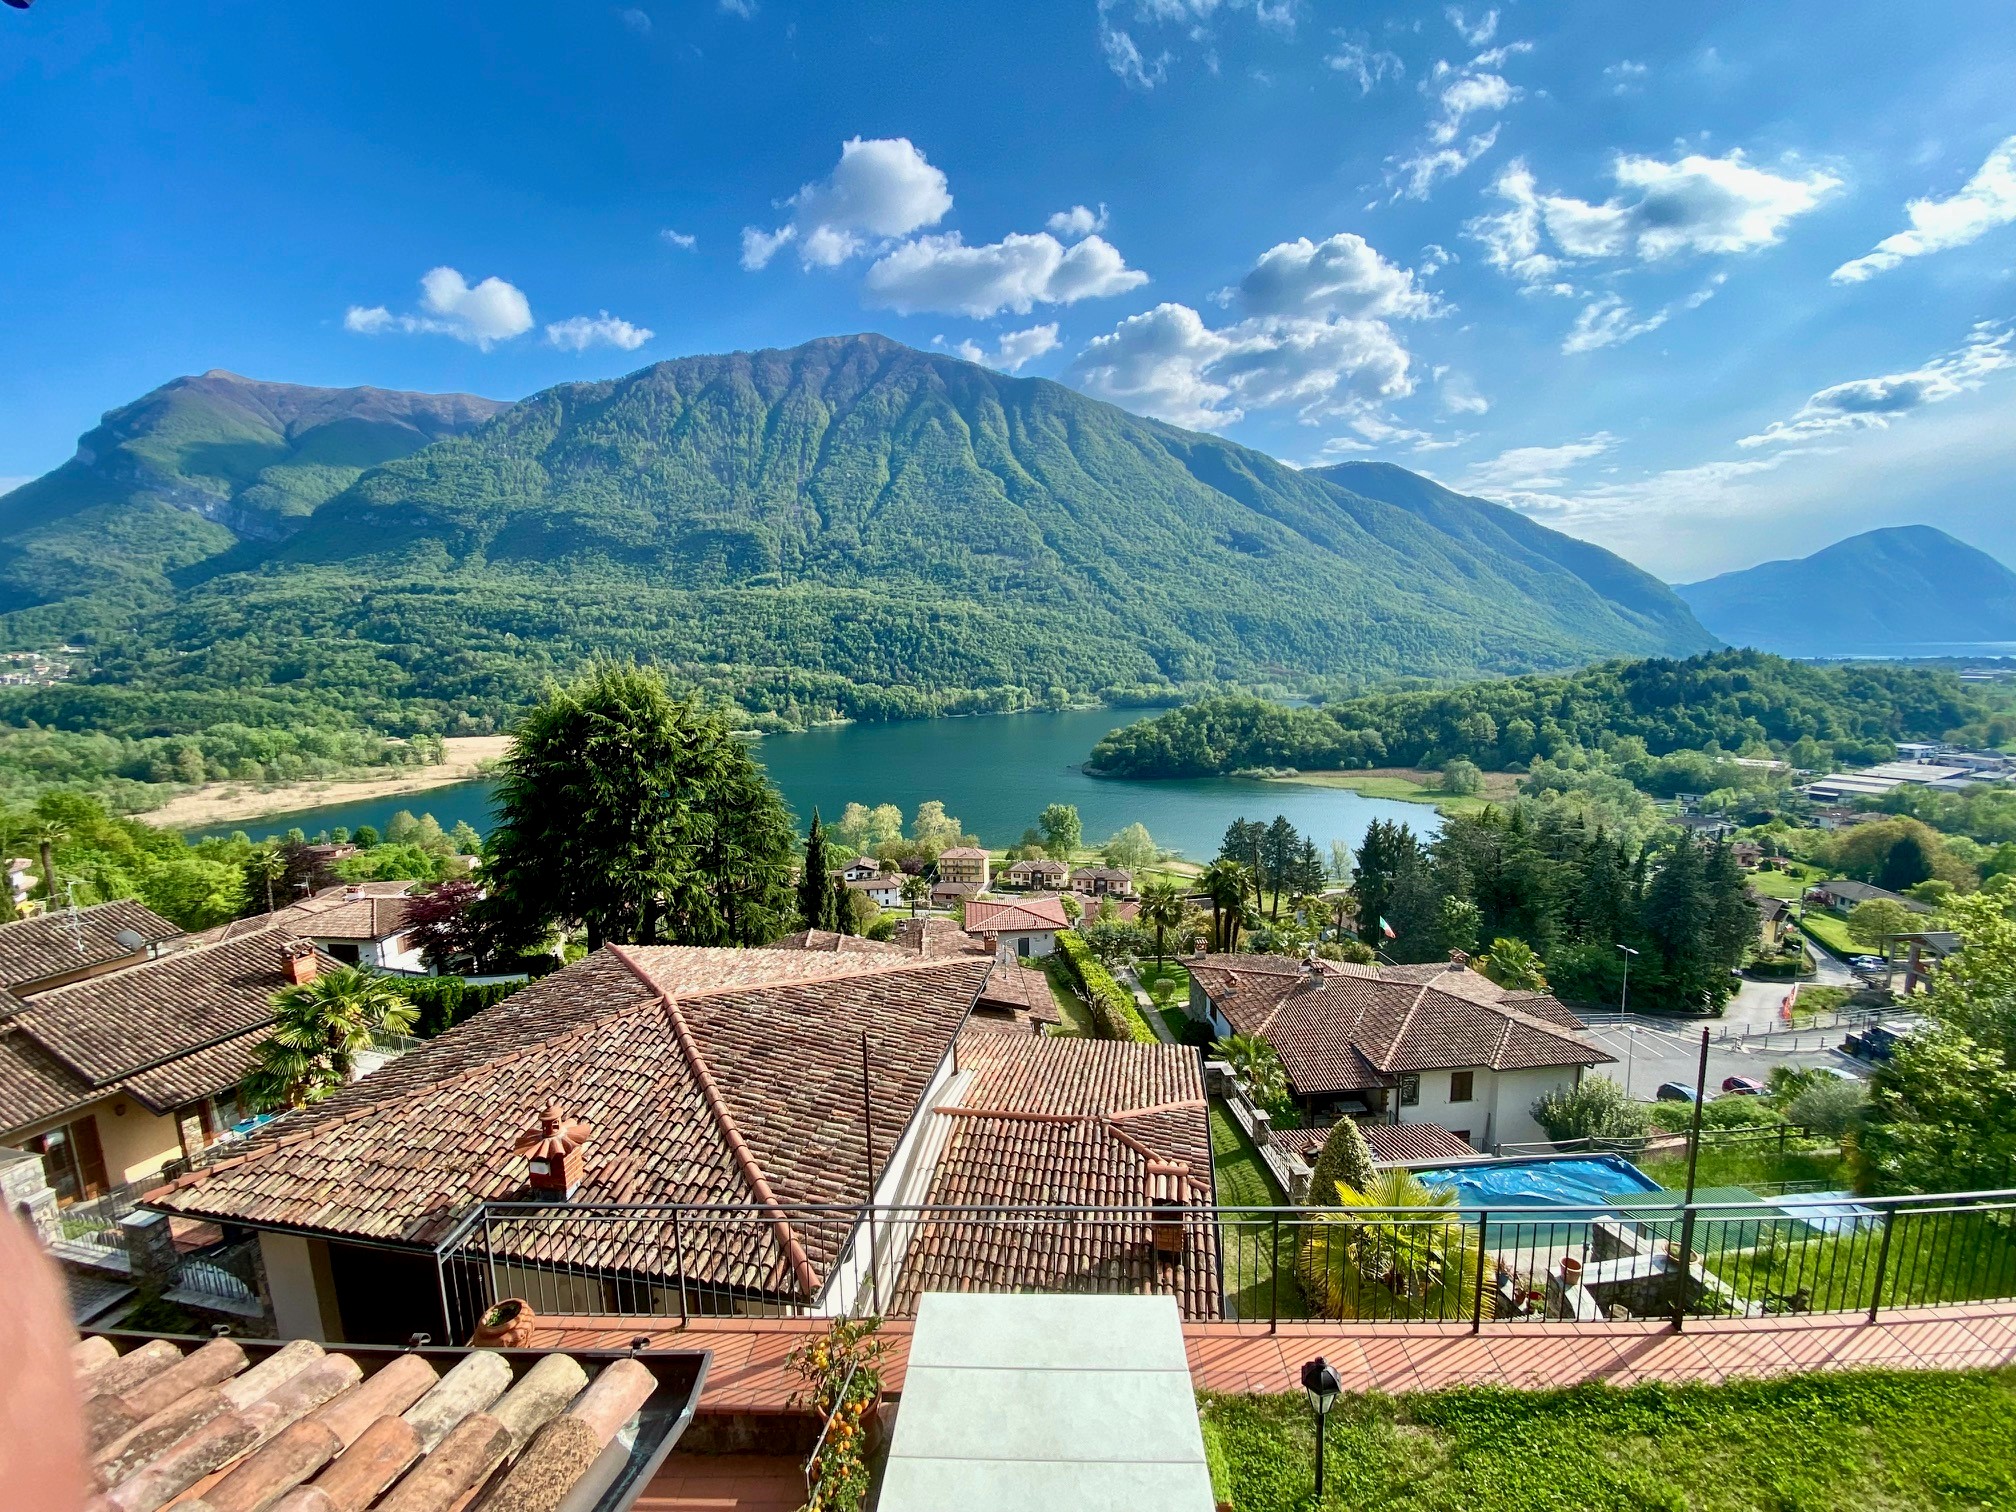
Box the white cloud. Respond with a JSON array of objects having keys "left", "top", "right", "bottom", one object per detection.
[
  {"left": 1561, "top": 294, "right": 1668, "bottom": 353},
  {"left": 863, "top": 232, "right": 1147, "bottom": 317},
  {"left": 945, "top": 323, "right": 1063, "bottom": 372},
  {"left": 1739, "top": 323, "right": 2014, "bottom": 446},
  {"left": 1071, "top": 228, "right": 1440, "bottom": 429},
  {"left": 1463, "top": 433, "right": 1616, "bottom": 490},
  {"left": 545, "top": 311, "right": 654, "bottom": 352},
  {"left": 660, "top": 228, "right": 697, "bottom": 250},
  {"left": 719, "top": 0, "right": 755, "bottom": 15},
  {"left": 1388, "top": 36, "right": 1530, "bottom": 199},
  {"left": 1046, "top": 204, "right": 1109, "bottom": 239},
  {"left": 1325, "top": 36, "right": 1401, "bottom": 94},
  {"left": 1470, "top": 151, "right": 1840, "bottom": 281},
  {"left": 1430, "top": 73, "right": 1516, "bottom": 144},
  {"left": 618, "top": 7, "right": 651, "bottom": 35},
  {"left": 742, "top": 137, "right": 952, "bottom": 271},
  {"left": 1445, "top": 6, "right": 1497, "bottom": 46},
  {"left": 1436, "top": 371, "right": 1489, "bottom": 415},
  {"left": 1395, "top": 127, "right": 1502, "bottom": 201},
  {"left": 343, "top": 267, "right": 535, "bottom": 350},
  {"left": 1603, "top": 59, "right": 1647, "bottom": 94},
  {"left": 1832, "top": 135, "right": 2016, "bottom": 283},
  {"left": 1096, "top": 0, "right": 1300, "bottom": 89},
  {"left": 1233, "top": 232, "right": 1443, "bottom": 321}
]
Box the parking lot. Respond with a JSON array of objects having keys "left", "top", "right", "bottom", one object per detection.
[{"left": 1573, "top": 1012, "right": 1869, "bottom": 1103}]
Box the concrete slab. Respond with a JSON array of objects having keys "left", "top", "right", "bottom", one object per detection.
[{"left": 881, "top": 1294, "right": 1213, "bottom": 1512}]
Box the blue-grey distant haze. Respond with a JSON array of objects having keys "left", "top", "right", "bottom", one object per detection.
[{"left": 3, "top": 0, "right": 2014, "bottom": 580}]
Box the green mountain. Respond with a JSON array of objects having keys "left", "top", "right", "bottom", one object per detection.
[
  {"left": 1675, "top": 526, "right": 2016, "bottom": 655},
  {"left": 3, "top": 335, "right": 1713, "bottom": 734},
  {"left": 0, "top": 370, "right": 508, "bottom": 617}
]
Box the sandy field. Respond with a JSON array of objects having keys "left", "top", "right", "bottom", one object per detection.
[{"left": 140, "top": 735, "right": 513, "bottom": 830}]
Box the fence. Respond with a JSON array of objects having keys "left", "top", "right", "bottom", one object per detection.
[
  {"left": 432, "top": 1188, "right": 2016, "bottom": 1337},
  {"left": 1497, "top": 1123, "right": 1824, "bottom": 1161}
]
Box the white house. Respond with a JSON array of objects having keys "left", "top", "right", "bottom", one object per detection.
[
  {"left": 962, "top": 896, "right": 1069, "bottom": 962},
  {"left": 846, "top": 874, "right": 906, "bottom": 910},
  {"left": 192, "top": 882, "right": 431, "bottom": 974}
]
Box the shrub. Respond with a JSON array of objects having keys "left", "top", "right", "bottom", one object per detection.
[
  {"left": 1306, "top": 1118, "right": 1377, "bottom": 1206},
  {"left": 389, "top": 975, "right": 526, "bottom": 1037},
  {"left": 1788, "top": 1075, "right": 1868, "bottom": 1139},
  {"left": 1056, "top": 930, "right": 1157, "bottom": 1043},
  {"left": 1532, "top": 1076, "right": 1651, "bottom": 1142}
]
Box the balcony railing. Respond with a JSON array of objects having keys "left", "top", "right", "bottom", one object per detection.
[{"left": 431, "top": 1188, "right": 2016, "bottom": 1337}]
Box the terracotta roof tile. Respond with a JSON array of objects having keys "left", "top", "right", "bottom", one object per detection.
[
  {"left": 0, "top": 899, "right": 178, "bottom": 992},
  {"left": 1269, "top": 1122, "right": 1479, "bottom": 1164},
  {"left": 964, "top": 897, "right": 1069, "bottom": 933},
  {"left": 0, "top": 1019, "right": 95, "bottom": 1129},
  {"left": 898, "top": 1033, "right": 1220, "bottom": 1318}
]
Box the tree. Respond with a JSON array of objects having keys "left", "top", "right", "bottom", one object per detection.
[
  {"left": 32, "top": 816, "right": 67, "bottom": 899},
  {"left": 1138, "top": 879, "right": 1187, "bottom": 967},
  {"left": 1297, "top": 1168, "right": 1480, "bottom": 1321},
  {"left": 1920, "top": 891, "right": 2016, "bottom": 1061},
  {"left": 1437, "top": 896, "right": 1481, "bottom": 957},
  {"left": 481, "top": 663, "right": 796, "bottom": 951},
  {"left": 1847, "top": 898, "right": 1916, "bottom": 957},
  {"left": 1306, "top": 1118, "right": 1377, "bottom": 1208},
  {"left": 1260, "top": 816, "right": 1300, "bottom": 916},
  {"left": 1876, "top": 832, "right": 1935, "bottom": 893},
  {"left": 242, "top": 965, "right": 417, "bottom": 1111},
  {"left": 1787, "top": 1077, "right": 1866, "bottom": 1140},
  {"left": 244, "top": 845, "right": 289, "bottom": 916},
  {"left": 407, "top": 879, "right": 490, "bottom": 972},
  {"left": 1350, "top": 820, "right": 1419, "bottom": 947},
  {"left": 1329, "top": 838, "right": 1354, "bottom": 884},
  {"left": 834, "top": 802, "right": 904, "bottom": 853},
  {"left": 911, "top": 800, "right": 968, "bottom": 857},
  {"left": 1212, "top": 1032, "right": 1288, "bottom": 1113},
  {"left": 1478, "top": 937, "right": 1548, "bottom": 992},
  {"left": 1860, "top": 1026, "right": 2016, "bottom": 1194},
  {"left": 798, "top": 810, "right": 838, "bottom": 932},
  {"left": 1440, "top": 758, "right": 1482, "bottom": 796},
  {"left": 1531, "top": 1077, "right": 1651, "bottom": 1142},
  {"left": 1082, "top": 918, "right": 1150, "bottom": 964},
  {"left": 1197, "top": 859, "right": 1250, "bottom": 952},
  {"left": 1102, "top": 822, "right": 1158, "bottom": 873},
  {"left": 900, "top": 873, "right": 928, "bottom": 916},
  {"left": 1039, "top": 803, "right": 1083, "bottom": 860}
]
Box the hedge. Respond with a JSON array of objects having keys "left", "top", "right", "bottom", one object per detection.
[
  {"left": 391, "top": 975, "right": 527, "bottom": 1037},
  {"left": 1055, "top": 931, "right": 1158, "bottom": 1043}
]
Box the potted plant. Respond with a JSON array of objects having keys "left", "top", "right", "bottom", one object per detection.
[
  {"left": 1560, "top": 1255, "right": 1584, "bottom": 1285},
  {"left": 470, "top": 1297, "right": 537, "bottom": 1349}
]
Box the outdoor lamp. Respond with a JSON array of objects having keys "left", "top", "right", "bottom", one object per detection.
[{"left": 1301, "top": 1356, "right": 1341, "bottom": 1499}]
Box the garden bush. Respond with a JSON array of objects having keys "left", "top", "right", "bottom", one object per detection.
[
  {"left": 1532, "top": 1076, "right": 1652, "bottom": 1142},
  {"left": 1056, "top": 930, "right": 1157, "bottom": 1043},
  {"left": 391, "top": 975, "right": 526, "bottom": 1037}
]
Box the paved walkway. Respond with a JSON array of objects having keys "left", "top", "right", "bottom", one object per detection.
[{"left": 532, "top": 1303, "right": 2016, "bottom": 1413}]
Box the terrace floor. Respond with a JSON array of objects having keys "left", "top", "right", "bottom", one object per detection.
[{"left": 531, "top": 1299, "right": 2016, "bottom": 1414}]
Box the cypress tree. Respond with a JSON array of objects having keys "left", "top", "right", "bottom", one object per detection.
[
  {"left": 799, "top": 809, "right": 834, "bottom": 931},
  {"left": 1307, "top": 1117, "right": 1378, "bottom": 1205}
]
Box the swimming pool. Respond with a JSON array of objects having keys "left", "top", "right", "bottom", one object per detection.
[{"left": 1414, "top": 1155, "right": 1664, "bottom": 1210}]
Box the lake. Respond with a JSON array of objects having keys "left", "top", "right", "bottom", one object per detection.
[{"left": 193, "top": 706, "right": 1443, "bottom": 859}]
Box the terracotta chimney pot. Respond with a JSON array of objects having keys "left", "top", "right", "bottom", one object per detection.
[
  {"left": 283, "top": 942, "right": 320, "bottom": 985},
  {"left": 513, "top": 1101, "right": 592, "bottom": 1199}
]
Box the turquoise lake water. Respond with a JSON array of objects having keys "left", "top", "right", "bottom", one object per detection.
[{"left": 194, "top": 705, "right": 1442, "bottom": 860}]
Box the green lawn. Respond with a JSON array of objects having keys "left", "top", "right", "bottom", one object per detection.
[
  {"left": 1199, "top": 1369, "right": 2016, "bottom": 1511},
  {"left": 1137, "top": 961, "right": 1194, "bottom": 1040},
  {"left": 1208, "top": 1102, "right": 1310, "bottom": 1322},
  {"left": 1638, "top": 1143, "right": 1848, "bottom": 1194},
  {"left": 1041, "top": 958, "right": 1096, "bottom": 1038},
  {"left": 1267, "top": 769, "right": 1498, "bottom": 818},
  {"left": 1714, "top": 1208, "right": 2016, "bottom": 1314},
  {"left": 1746, "top": 868, "right": 1809, "bottom": 901},
  {"left": 1793, "top": 910, "right": 1861, "bottom": 960}
]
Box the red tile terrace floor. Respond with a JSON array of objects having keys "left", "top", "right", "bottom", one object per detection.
[{"left": 529, "top": 1301, "right": 2016, "bottom": 1413}]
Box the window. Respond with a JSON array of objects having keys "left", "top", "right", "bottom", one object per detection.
[
  {"left": 1399, "top": 1073, "right": 1420, "bottom": 1108},
  {"left": 1017, "top": 936, "right": 1031, "bottom": 958},
  {"left": 1450, "top": 1070, "right": 1475, "bottom": 1103}
]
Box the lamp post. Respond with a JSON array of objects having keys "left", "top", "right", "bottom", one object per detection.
[
  {"left": 1301, "top": 1356, "right": 1341, "bottom": 1502},
  {"left": 1616, "top": 943, "right": 1639, "bottom": 1017}
]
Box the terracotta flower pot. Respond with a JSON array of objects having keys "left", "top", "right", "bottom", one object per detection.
[
  {"left": 470, "top": 1297, "right": 537, "bottom": 1349},
  {"left": 1560, "top": 1256, "right": 1584, "bottom": 1285}
]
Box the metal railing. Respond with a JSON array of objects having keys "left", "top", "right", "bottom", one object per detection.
[
  {"left": 431, "top": 1188, "right": 2016, "bottom": 1336},
  {"left": 39, "top": 1180, "right": 145, "bottom": 1264}
]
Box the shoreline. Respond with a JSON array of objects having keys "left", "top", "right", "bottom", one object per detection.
[
  {"left": 1263, "top": 766, "right": 1520, "bottom": 817},
  {"left": 138, "top": 736, "right": 512, "bottom": 831}
]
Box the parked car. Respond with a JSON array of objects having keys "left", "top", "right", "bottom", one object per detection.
[
  {"left": 1655, "top": 1081, "right": 1700, "bottom": 1102},
  {"left": 1720, "top": 1075, "right": 1767, "bottom": 1095},
  {"left": 1848, "top": 955, "right": 1887, "bottom": 970},
  {"left": 1813, "top": 1065, "right": 1862, "bottom": 1081}
]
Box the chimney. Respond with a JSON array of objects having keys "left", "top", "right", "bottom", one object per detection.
[
  {"left": 282, "top": 941, "right": 319, "bottom": 985},
  {"left": 514, "top": 1101, "right": 592, "bottom": 1200},
  {"left": 1447, "top": 949, "right": 1470, "bottom": 972},
  {"left": 1147, "top": 1160, "right": 1191, "bottom": 1260}
]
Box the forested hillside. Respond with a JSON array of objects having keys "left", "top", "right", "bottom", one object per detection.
[
  {"left": 0, "top": 335, "right": 1713, "bottom": 739},
  {"left": 1086, "top": 650, "right": 2006, "bottom": 777}
]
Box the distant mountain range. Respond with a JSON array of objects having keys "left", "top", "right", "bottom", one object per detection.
[
  {"left": 0, "top": 335, "right": 1714, "bottom": 730},
  {"left": 1675, "top": 526, "right": 2016, "bottom": 656}
]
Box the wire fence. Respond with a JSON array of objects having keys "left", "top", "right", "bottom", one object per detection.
[{"left": 431, "top": 1189, "right": 2016, "bottom": 1336}]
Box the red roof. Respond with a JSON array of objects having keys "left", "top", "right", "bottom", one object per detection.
[
  {"left": 1269, "top": 1122, "right": 1479, "bottom": 1164},
  {"left": 964, "top": 896, "right": 1069, "bottom": 933}
]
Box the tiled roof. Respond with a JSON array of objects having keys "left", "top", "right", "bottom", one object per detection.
[
  {"left": 1269, "top": 1121, "right": 1479, "bottom": 1164},
  {"left": 1069, "top": 866, "right": 1132, "bottom": 883},
  {"left": 70, "top": 1333, "right": 671, "bottom": 1512},
  {"left": 0, "top": 1019, "right": 94, "bottom": 1129},
  {"left": 1006, "top": 858, "right": 1067, "bottom": 875},
  {"left": 964, "top": 896, "right": 1069, "bottom": 933},
  {"left": 937, "top": 847, "right": 990, "bottom": 860},
  {"left": 769, "top": 928, "right": 910, "bottom": 957},
  {"left": 1194, "top": 958, "right": 1609, "bottom": 1097},
  {"left": 898, "top": 1033, "right": 1220, "bottom": 1319},
  {"left": 0, "top": 934, "right": 337, "bottom": 1128},
  {"left": 0, "top": 899, "right": 178, "bottom": 992},
  {"left": 890, "top": 917, "right": 992, "bottom": 959},
  {"left": 149, "top": 946, "right": 992, "bottom": 1301},
  {"left": 971, "top": 962, "right": 1051, "bottom": 1024},
  {"left": 191, "top": 882, "right": 420, "bottom": 945}
]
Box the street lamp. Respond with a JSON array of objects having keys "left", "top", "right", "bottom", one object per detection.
[
  {"left": 1616, "top": 945, "right": 1641, "bottom": 1098},
  {"left": 1301, "top": 1356, "right": 1341, "bottom": 1500},
  {"left": 1616, "top": 943, "right": 1639, "bottom": 1017}
]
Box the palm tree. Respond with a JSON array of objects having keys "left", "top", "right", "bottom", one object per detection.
[
  {"left": 1197, "top": 859, "right": 1250, "bottom": 953},
  {"left": 1297, "top": 1167, "right": 1483, "bottom": 1321},
  {"left": 900, "top": 874, "right": 928, "bottom": 917},
  {"left": 249, "top": 846, "right": 289, "bottom": 916},
  {"left": 1139, "top": 879, "right": 1187, "bottom": 966},
  {"left": 1211, "top": 1032, "right": 1287, "bottom": 1109},
  {"left": 32, "top": 817, "right": 68, "bottom": 900},
  {"left": 1478, "top": 936, "right": 1548, "bottom": 992},
  {"left": 242, "top": 965, "right": 418, "bottom": 1111}
]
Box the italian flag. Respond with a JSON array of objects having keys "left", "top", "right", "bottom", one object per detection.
[{"left": 1379, "top": 916, "right": 1396, "bottom": 940}]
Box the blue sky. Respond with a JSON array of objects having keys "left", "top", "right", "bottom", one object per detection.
[{"left": 5, "top": 0, "right": 2015, "bottom": 580}]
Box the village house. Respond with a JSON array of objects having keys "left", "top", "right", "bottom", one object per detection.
[
  {"left": 1807, "top": 879, "right": 1934, "bottom": 915},
  {"left": 1731, "top": 839, "right": 1764, "bottom": 869},
  {"left": 846, "top": 873, "right": 905, "bottom": 910},
  {"left": 935, "top": 845, "right": 990, "bottom": 888},
  {"left": 0, "top": 898, "right": 180, "bottom": 998},
  {"left": 929, "top": 879, "right": 980, "bottom": 910},
  {"left": 196, "top": 881, "right": 431, "bottom": 973},
  {"left": 1752, "top": 892, "right": 1791, "bottom": 949},
  {"left": 1004, "top": 857, "right": 1068, "bottom": 889},
  {"left": 1, "top": 933, "right": 339, "bottom": 1199},
  {"left": 836, "top": 858, "right": 881, "bottom": 883},
  {"left": 1185, "top": 953, "right": 1611, "bottom": 1150},
  {"left": 1068, "top": 864, "right": 1133, "bottom": 897},
  {"left": 141, "top": 943, "right": 1217, "bottom": 1340},
  {"left": 963, "top": 895, "right": 1070, "bottom": 962}
]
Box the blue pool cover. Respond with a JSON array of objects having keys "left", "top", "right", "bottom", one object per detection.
[{"left": 1414, "top": 1155, "right": 1664, "bottom": 1210}]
